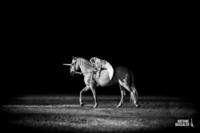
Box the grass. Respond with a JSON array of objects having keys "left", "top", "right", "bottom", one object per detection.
[{"left": 1, "top": 95, "right": 198, "bottom": 132}]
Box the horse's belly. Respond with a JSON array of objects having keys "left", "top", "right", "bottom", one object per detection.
[{"left": 97, "top": 70, "right": 111, "bottom": 86}]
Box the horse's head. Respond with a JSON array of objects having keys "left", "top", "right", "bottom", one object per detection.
[{"left": 69, "top": 56, "right": 79, "bottom": 76}]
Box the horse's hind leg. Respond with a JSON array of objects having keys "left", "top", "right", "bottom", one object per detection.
[
  {"left": 119, "top": 79, "right": 139, "bottom": 108},
  {"left": 117, "top": 84, "right": 125, "bottom": 108},
  {"left": 80, "top": 86, "right": 89, "bottom": 106},
  {"left": 131, "top": 86, "right": 139, "bottom": 107}
]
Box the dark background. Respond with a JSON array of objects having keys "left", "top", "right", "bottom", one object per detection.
[{"left": 1, "top": 7, "right": 198, "bottom": 104}]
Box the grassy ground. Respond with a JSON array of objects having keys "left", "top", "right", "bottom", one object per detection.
[{"left": 1, "top": 95, "right": 199, "bottom": 133}]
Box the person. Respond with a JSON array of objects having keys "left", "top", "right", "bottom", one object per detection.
[
  {"left": 90, "top": 57, "right": 102, "bottom": 78},
  {"left": 90, "top": 57, "right": 114, "bottom": 80}
]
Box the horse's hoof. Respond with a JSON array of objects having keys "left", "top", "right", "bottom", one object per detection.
[
  {"left": 80, "top": 103, "right": 84, "bottom": 107},
  {"left": 116, "top": 104, "right": 121, "bottom": 108},
  {"left": 135, "top": 104, "right": 140, "bottom": 108},
  {"left": 93, "top": 104, "right": 98, "bottom": 108}
]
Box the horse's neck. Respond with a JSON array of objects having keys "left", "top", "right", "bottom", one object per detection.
[
  {"left": 79, "top": 65, "right": 88, "bottom": 74},
  {"left": 77, "top": 58, "right": 93, "bottom": 73}
]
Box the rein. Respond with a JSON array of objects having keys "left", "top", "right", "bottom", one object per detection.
[
  {"left": 63, "top": 63, "right": 83, "bottom": 75},
  {"left": 64, "top": 58, "right": 97, "bottom": 76},
  {"left": 74, "top": 71, "right": 83, "bottom": 75},
  {"left": 74, "top": 70, "right": 96, "bottom": 75}
]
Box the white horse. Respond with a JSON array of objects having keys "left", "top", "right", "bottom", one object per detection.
[{"left": 64, "top": 57, "right": 139, "bottom": 108}]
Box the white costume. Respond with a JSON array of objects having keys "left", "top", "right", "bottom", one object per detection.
[{"left": 90, "top": 57, "right": 114, "bottom": 80}]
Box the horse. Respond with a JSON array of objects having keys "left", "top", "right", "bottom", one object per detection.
[{"left": 64, "top": 57, "right": 139, "bottom": 108}]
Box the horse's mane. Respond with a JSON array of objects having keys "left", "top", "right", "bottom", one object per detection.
[{"left": 76, "top": 57, "right": 94, "bottom": 69}]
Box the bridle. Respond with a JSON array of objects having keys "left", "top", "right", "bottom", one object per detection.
[{"left": 63, "top": 58, "right": 97, "bottom": 76}]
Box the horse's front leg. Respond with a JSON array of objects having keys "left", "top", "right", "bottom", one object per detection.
[
  {"left": 90, "top": 87, "right": 98, "bottom": 108},
  {"left": 79, "top": 86, "right": 89, "bottom": 106},
  {"left": 89, "top": 79, "right": 98, "bottom": 108},
  {"left": 88, "top": 72, "right": 98, "bottom": 108}
]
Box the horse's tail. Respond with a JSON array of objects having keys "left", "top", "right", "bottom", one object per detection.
[
  {"left": 130, "top": 92, "right": 135, "bottom": 103},
  {"left": 130, "top": 70, "right": 135, "bottom": 88}
]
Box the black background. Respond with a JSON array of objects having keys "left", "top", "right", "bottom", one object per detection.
[
  {"left": 0, "top": 5, "right": 199, "bottom": 133},
  {"left": 1, "top": 6, "right": 198, "bottom": 104}
]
